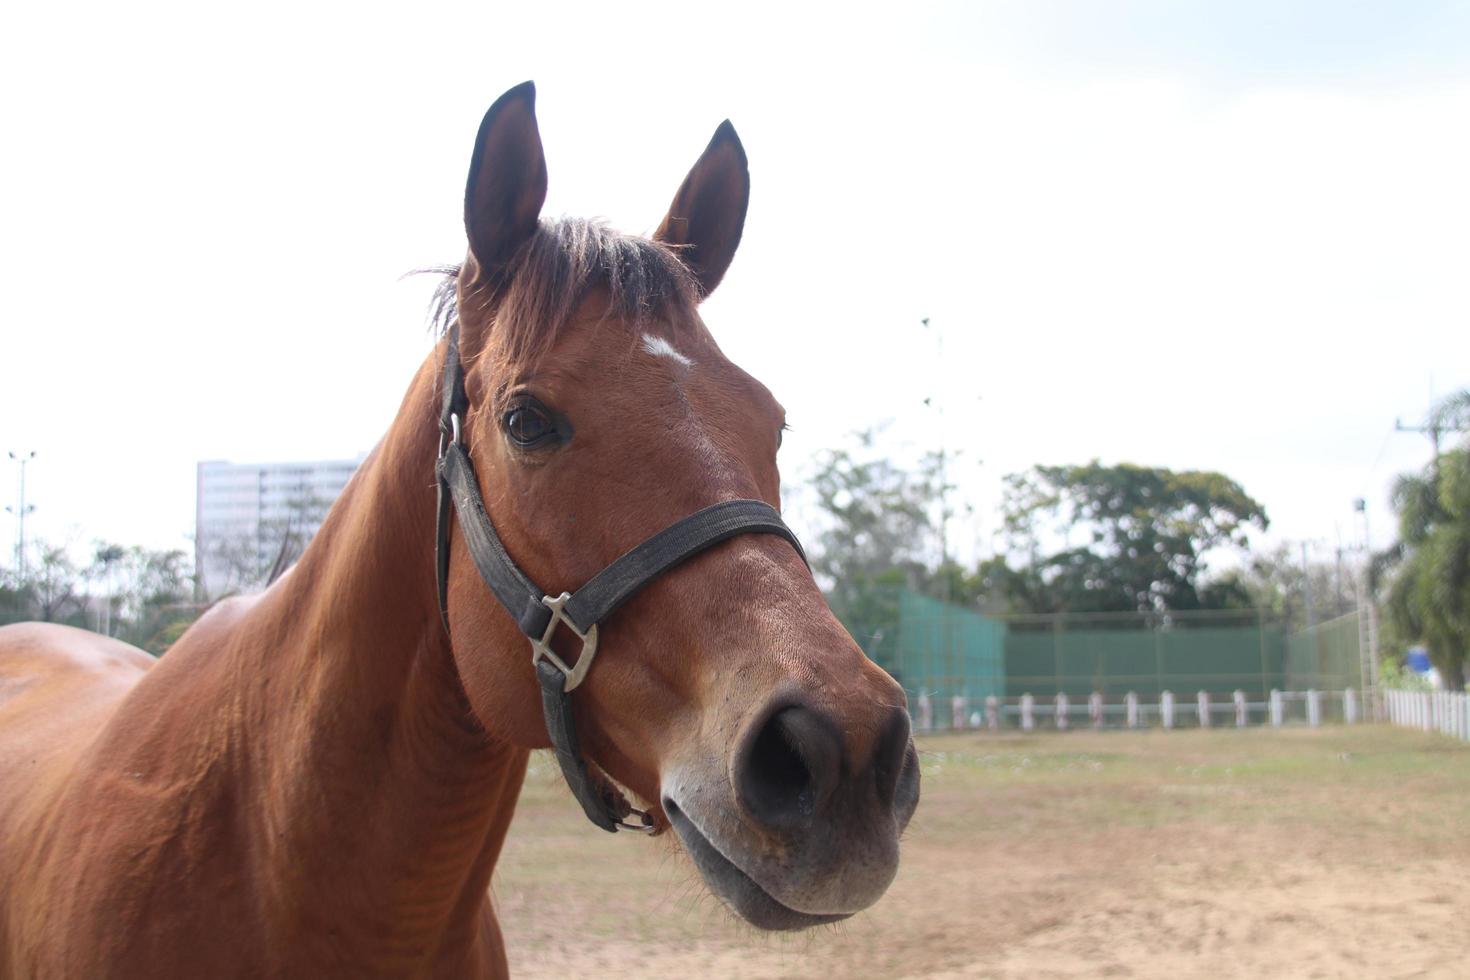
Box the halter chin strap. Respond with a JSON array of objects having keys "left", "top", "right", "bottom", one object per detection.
[{"left": 433, "top": 324, "right": 807, "bottom": 833}]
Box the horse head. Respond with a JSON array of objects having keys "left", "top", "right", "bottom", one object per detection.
[{"left": 440, "top": 82, "right": 919, "bottom": 930}]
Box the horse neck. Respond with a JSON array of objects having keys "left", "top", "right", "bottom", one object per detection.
[{"left": 181, "top": 348, "right": 526, "bottom": 967}]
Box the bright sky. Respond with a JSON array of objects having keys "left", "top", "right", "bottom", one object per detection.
[{"left": 3, "top": 0, "right": 1468, "bottom": 575}]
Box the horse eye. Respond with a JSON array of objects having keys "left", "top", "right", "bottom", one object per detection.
[{"left": 503, "top": 403, "right": 557, "bottom": 448}]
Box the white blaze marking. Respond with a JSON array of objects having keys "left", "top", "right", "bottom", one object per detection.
[{"left": 640, "top": 333, "right": 693, "bottom": 368}]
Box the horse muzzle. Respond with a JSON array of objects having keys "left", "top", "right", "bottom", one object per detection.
[{"left": 660, "top": 695, "right": 920, "bottom": 930}]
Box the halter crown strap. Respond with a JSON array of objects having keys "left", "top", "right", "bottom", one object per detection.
[
  {"left": 435, "top": 327, "right": 472, "bottom": 638},
  {"left": 440, "top": 444, "right": 554, "bottom": 638},
  {"left": 433, "top": 324, "right": 808, "bottom": 833}
]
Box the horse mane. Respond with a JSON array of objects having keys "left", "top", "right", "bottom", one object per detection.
[{"left": 429, "top": 217, "right": 698, "bottom": 365}]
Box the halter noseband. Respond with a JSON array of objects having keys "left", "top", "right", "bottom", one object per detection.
[{"left": 433, "top": 324, "right": 808, "bottom": 833}]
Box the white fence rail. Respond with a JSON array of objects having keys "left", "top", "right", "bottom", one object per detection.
[
  {"left": 912, "top": 689, "right": 1359, "bottom": 733},
  {"left": 1385, "top": 689, "right": 1470, "bottom": 742},
  {"left": 914, "top": 686, "right": 1470, "bottom": 743}
]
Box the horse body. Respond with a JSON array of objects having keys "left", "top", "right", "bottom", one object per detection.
[
  {"left": 0, "top": 82, "right": 918, "bottom": 977},
  {"left": 1, "top": 358, "right": 527, "bottom": 977}
]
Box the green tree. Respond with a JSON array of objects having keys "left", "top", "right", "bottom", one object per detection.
[
  {"left": 808, "top": 429, "right": 941, "bottom": 673},
  {"left": 92, "top": 543, "right": 199, "bottom": 654},
  {"left": 1208, "top": 544, "right": 1356, "bottom": 632},
  {"left": 27, "top": 541, "right": 89, "bottom": 624},
  {"left": 0, "top": 540, "right": 200, "bottom": 654},
  {"left": 1428, "top": 389, "right": 1470, "bottom": 436},
  {"left": 0, "top": 571, "right": 31, "bottom": 626},
  {"left": 1383, "top": 390, "right": 1470, "bottom": 689},
  {"left": 995, "top": 461, "right": 1269, "bottom": 613}
]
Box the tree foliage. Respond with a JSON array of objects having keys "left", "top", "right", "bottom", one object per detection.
[
  {"left": 1, "top": 539, "right": 200, "bottom": 655},
  {"left": 94, "top": 543, "right": 198, "bottom": 653},
  {"left": 805, "top": 435, "right": 1273, "bottom": 667},
  {"left": 1384, "top": 392, "right": 1470, "bottom": 689},
  {"left": 991, "top": 461, "right": 1269, "bottom": 613},
  {"left": 807, "top": 430, "right": 945, "bottom": 673},
  {"left": 0, "top": 542, "right": 91, "bottom": 626},
  {"left": 27, "top": 543, "right": 90, "bottom": 623},
  {"left": 1209, "top": 544, "right": 1357, "bottom": 632}
]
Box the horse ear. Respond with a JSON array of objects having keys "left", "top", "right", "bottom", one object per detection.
[
  {"left": 655, "top": 121, "right": 750, "bottom": 298},
  {"left": 464, "top": 81, "right": 547, "bottom": 285}
]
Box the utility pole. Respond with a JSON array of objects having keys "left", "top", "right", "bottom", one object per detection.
[
  {"left": 920, "top": 318, "right": 952, "bottom": 583},
  {"left": 1300, "top": 540, "right": 1316, "bottom": 630},
  {"left": 1334, "top": 540, "right": 1346, "bottom": 614},
  {"left": 6, "top": 451, "right": 36, "bottom": 579},
  {"left": 1395, "top": 417, "right": 1445, "bottom": 474},
  {"left": 1352, "top": 497, "right": 1381, "bottom": 720},
  {"left": 1395, "top": 412, "right": 1468, "bottom": 480},
  {"left": 921, "top": 316, "right": 959, "bottom": 714}
]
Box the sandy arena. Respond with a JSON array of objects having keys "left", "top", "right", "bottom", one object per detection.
[{"left": 493, "top": 726, "right": 1470, "bottom": 979}]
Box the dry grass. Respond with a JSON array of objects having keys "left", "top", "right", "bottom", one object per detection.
[{"left": 493, "top": 726, "right": 1470, "bottom": 978}]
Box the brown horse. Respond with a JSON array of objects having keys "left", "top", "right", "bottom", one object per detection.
[{"left": 0, "top": 82, "right": 919, "bottom": 977}]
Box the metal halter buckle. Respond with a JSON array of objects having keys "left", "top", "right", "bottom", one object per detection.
[
  {"left": 438, "top": 412, "right": 462, "bottom": 461},
  {"left": 530, "top": 592, "right": 599, "bottom": 692}
]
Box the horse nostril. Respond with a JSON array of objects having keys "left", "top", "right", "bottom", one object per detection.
[
  {"left": 873, "top": 705, "right": 914, "bottom": 809},
  {"left": 736, "top": 706, "right": 841, "bottom": 829}
]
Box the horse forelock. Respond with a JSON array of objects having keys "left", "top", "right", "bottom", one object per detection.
[{"left": 431, "top": 217, "right": 700, "bottom": 368}]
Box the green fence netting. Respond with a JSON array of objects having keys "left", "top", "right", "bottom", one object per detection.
[
  {"left": 1285, "top": 612, "right": 1362, "bottom": 691},
  {"left": 1001, "top": 613, "right": 1286, "bottom": 700},
  {"left": 888, "top": 590, "right": 1006, "bottom": 704},
  {"left": 854, "top": 590, "right": 1363, "bottom": 714}
]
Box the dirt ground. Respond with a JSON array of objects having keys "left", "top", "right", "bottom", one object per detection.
[{"left": 493, "top": 726, "right": 1470, "bottom": 979}]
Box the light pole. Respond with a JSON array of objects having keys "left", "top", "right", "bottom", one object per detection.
[
  {"left": 920, "top": 317, "right": 958, "bottom": 715},
  {"left": 920, "top": 318, "right": 951, "bottom": 576},
  {"left": 6, "top": 451, "right": 36, "bottom": 579},
  {"left": 1352, "top": 497, "right": 1381, "bottom": 719}
]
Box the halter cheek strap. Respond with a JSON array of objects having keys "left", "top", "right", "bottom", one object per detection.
[{"left": 433, "top": 324, "right": 807, "bottom": 833}]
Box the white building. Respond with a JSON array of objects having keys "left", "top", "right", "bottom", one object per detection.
[{"left": 195, "top": 458, "right": 360, "bottom": 599}]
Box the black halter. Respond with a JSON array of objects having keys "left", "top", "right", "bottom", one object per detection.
[{"left": 433, "top": 324, "right": 807, "bottom": 832}]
